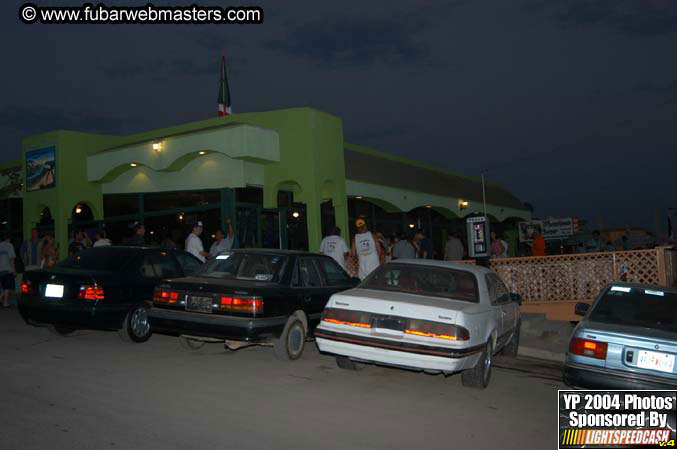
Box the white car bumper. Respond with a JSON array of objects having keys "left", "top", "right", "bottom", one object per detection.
[{"left": 316, "top": 335, "right": 481, "bottom": 372}]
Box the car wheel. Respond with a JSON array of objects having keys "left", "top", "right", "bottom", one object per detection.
[
  {"left": 502, "top": 321, "right": 520, "bottom": 357},
  {"left": 461, "top": 340, "right": 493, "bottom": 389},
  {"left": 274, "top": 316, "right": 306, "bottom": 361},
  {"left": 179, "top": 335, "right": 206, "bottom": 350},
  {"left": 118, "top": 306, "right": 152, "bottom": 343},
  {"left": 47, "top": 324, "right": 75, "bottom": 337}
]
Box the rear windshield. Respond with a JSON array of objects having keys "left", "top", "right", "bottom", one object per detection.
[
  {"left": 57, "top": 247, "right": 137, "bottom": 271},
  {"left": 361, "top": 263, "right": 479, "bottom": 302},
  {"left": 589, "top": 287, "right": 677, "bottom": 332},
  {"left": 199, "top": 252, "right": 287, "bottom": 282}
]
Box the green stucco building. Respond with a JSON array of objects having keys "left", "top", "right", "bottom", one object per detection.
[{"left": 1, "top": 107, "right": 530, "bottom": 259}]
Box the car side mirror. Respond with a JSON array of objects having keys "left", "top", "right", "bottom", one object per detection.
[
  {"left": 510, "top": 293, "right": 522, "bottom": 305},
  {"left": 575, "top": 302, "right": 590, "bottom": 316}
]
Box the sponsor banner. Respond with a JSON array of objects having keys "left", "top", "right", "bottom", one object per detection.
[
  {"left": 559, "top": 390, "right": 677, "bottom": 449},
  {"left": 519, "top": 218, "right": 576, "bottom": 242},
  {"left": 25, "top": 146, "right": 56, "bottom": 192}
]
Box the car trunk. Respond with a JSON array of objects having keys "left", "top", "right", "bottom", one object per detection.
[
  {"left": 24, "top": 268, "right": 113, "bottom": 302},
  {"left": 578, "top": 322, "right": 677, "bottom": 380}
]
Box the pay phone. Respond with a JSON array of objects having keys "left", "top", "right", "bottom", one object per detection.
[{"left": 466, "top": 216, "right": 490, "bottom": 258}]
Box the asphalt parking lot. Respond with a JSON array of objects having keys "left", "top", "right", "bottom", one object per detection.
[{"left": 0, "top": 309, "right": 564, "bottom": 450}]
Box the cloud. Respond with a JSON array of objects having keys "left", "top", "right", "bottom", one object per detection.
[
  {"left": 264, "top": 15, "right": 427, "bottom": 67},
  {"left": 525, "top": 0, "right": 677, "bottom": 36}
]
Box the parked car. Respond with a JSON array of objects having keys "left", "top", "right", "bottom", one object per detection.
[
  {"left": 564, "top": 283, "right": 677, "bottom": 389},
  {"left": 314, "top": 260, "right": 521, "bottom": 389},
  {"left": 19, "top": 246, "right": 203, "bottom": 341},
  {"left": 148, "top": 249, "right": 360, "bottom": 359}
]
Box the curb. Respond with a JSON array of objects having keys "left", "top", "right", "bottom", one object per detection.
[{"left": 518, "top": 345, "right": 565, "bottom": 363}]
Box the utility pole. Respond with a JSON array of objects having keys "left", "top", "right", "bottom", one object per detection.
[{"left": 481, "top": 170, "right": 488, "bottom": 219}]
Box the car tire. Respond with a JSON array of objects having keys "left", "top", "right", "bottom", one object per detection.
[
  {"left": 179, "top": 335, "right": 206, "bottom": 350},
  {"left": 502, "top": 321, "right": 520, "bottom": 357},
  {"left": 118, "top": 306, "right": 152, "bottom": 343},
  {"left": 462, "top": 340, "right": 493, "bottom": 389},
  {"left": 274, "top": 316, "right": 306, "bottom": 361},
  {"left": 47, "top": 324, "right": 75, "bottom": 337},
  {"left": 335, "top": 356, "right": 362, "bottom": 371}
]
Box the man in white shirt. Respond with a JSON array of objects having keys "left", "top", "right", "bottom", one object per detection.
[
  {"left": 0, "top": 233, "right": 16, "bottom": 308},
  {"left": 185, "top": 221, "right": 209, "bottom": 263},
  {"left": 319, "top": 227, "right": 350, "bottom": 270},
  {"left": 209, "top": 217, "right": 235, "bottom": 258},
  {"left": 351, "top": 218, "right": 382, "bottom": 280}
]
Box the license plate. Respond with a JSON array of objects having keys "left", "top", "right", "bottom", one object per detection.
[
  {"left": 187, "top": 296, "right": 213, "bottom": 314},
  {"left": 637, "top": 350, "right": 675, "bottom": 373},
  {"left": 44, "top": 284, "right": 64, "bottom": 298},
  {"left": 372, "top": 317, "right": 405, "bottom": 331}
]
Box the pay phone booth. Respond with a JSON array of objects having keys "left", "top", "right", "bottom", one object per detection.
[{"left": 466, "top": 216, "right": 490, "bottom": 258}]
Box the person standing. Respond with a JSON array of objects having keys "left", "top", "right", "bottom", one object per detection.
[
  {"left": 21, "top": 228, "right": 42, "bottom": 271},
  {"left": 392, "top": 233, "right": 416, "bottom": 260},
  {"left": 186, "top": 221, "right": 209, "bottom": 263},
  {"left": 93, "top": 230, "right": 111, "bottom": 247},
  {"left": 125, "top": 221, "right": 146, "bottom": 246},
  {"left": 444, "top": 232, "right": 465, "bottom": 261},
  {"left": 531, "top": 230, "right": 546, "bottom": 256},
  {"left": 319, "top": 227, "right": 350, "bottom": 270},
  {"left": 351, "top": 218, "right": 382, "bottom": 280},
  {"left": 209, "top": 217, "right": 235, "bottom": 258},
  {"left": 0, "top": 233, "right": 16, "bottom": 308},
  {"left": 40, "top": 234, "right": 58, "bottom": 268},
  {"left": 490, "top": 231, "right": 506, "bottom": 258},
  {"left": 414, "top": 229, "right": 433, "bottom": 259}
]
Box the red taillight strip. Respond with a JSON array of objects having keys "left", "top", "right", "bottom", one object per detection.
[
  {"left": 569, "top": 338, "right": 607, "bottom": 360},
  {"left": 21, "top": 281, "right": 33, "bottom": 294},
  {"left": 323, "top": 318, "right": 372, "bottom": 328},
  {"left": 405, "top": 329, "right": 458, "bottom": 340},
  {"left": 219, "top": 296, "right": 263, "bottom": 313},
  {"left": 78, "top": 285, "right": 104, "bottom": 301}
]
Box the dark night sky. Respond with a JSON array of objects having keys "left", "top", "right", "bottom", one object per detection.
[{"left": 2, "top": 0, "right": 676, "bottom": 232}]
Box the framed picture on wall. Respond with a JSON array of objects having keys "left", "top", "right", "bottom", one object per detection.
[{"left": 26, "top": 146, "right": 56, "bottom": 192}]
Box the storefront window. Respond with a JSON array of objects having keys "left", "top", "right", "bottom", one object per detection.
[
  {"left": 236, "top": 186, "right": 263, "bottom": 204},
  {"left": 144, "top": 190, "right": 219, "bottom": 212},
  {"left": 104, "top": 194, "right": 139, "bottom": 217}
]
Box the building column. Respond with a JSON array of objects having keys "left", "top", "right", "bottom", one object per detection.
[
  {"left": 333, "top": 196, "right": 349, "bottom": 246},
  {"left": 54, "top": 206, "right": 69, "bottom": 260},
  {"left": 305, "top": 195, "right": 323, "bottom": 252},
  {"left": 220, "top": 188, "right": 238, "bottom": 248}
]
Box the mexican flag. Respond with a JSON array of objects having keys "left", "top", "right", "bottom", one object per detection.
[{"left": 218, "top": 55, "right": 231, "bottom": 116}]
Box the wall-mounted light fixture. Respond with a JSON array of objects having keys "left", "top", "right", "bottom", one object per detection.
[
  {"left": 291, "top": 211, "right": 301, "bottom": 219},
  {"left": 130, "top": 162, "right": 138, "bottom": 167},
  {"left": 408, "top": 223, "right": 415, "bottom": 229},
  {"left": 355, "top": 196, "right": 363, "bottom": 199},
  {"left": 425, "top": 205, "right": 432, "bottom": 209},
  {"left": 75, "top": 205, "right": 82, "bottom": 214},
  {"left": 152, "top": 142, "right": 162, "bottom": 152},
  {"left": 198, "top": 151, "right": 206, "bottom": 155},
  {"left": 458, "top": 199, "right": 469, "bottom": 210}
]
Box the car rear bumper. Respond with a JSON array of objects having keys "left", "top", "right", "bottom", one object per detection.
[
  {"left": 148, "top": 307, "right": 287, "bottom": 342},
  {"left": 315, "top": 329, "right": 481, "bottom": 372},
  {"left": 564, "top": 362, "right": 677, "bottom": 390},
  {"left": 18, "top": 297, "right": 130, "bottom": 330}
]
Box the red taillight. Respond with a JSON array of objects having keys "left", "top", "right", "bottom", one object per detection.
[
  {"left": 321, "top": 308, "right": 372, "bottom": 328},
  {"left": 21, "top": 281, "right": 33, "bottom": 294},
  {"left": 78, "top": 285, "right": 104, "bottom": 301},
  {"left": 219, "top": 296, "right": 263, "bottom": 313},
  {"left": 405, "top": 319, "right": 470, "bottom": 341},
  {"left": 570, "top": 338, "right": 608, "bottom": 359},
  {"left": 153, "top": 290, "right": 180, "bottom": 304}
]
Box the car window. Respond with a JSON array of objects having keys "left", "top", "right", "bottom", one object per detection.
[
  {"left": 134, "top": 255, "right": 157, "bottom": 279},
  {"left": 200, "top": 252, "right": 287, "bottom": 282},
  {"left": 296, "top": 258, "right": 323, "bottom": 287},
  {"left": 148, "top": 251, "right": 181, "bottom": 278},
  {"left": 589, "top": 287, "right": 677, "bottom": 331},
  {"left": 486, "top": 274, "right": 510, "bottom": 305},
  {"left": 316, "top": 258, "right": 351, "bottom": 286},
  {"left": 485, "top": 274, "right": 497, "bottom": 304},
  {"left": 175, "top": 251, "right": 203, "bottom": 275},
  {"left": 362, "top": 263, "right": 478, "bottom": 302}
]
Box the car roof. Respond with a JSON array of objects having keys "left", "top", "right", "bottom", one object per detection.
[
  {"left": 601, "top": 282, "right": 677, "bottom": 294},
  {"left": 386, "top": 258, "right": 495, "bottom": 276},
  {"left": 228, "top": 248, "right": 320, "bottom": 257}
]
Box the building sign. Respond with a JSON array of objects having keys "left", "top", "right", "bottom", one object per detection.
[
  {"left": 519, "top": 218, "right": 576, "bottom": 242},
  {"left": 0, "top": 166, "right": 22, "bottom": 199},
  {"left": 26, "top": 146, "right": 56, "bottom": 192}
]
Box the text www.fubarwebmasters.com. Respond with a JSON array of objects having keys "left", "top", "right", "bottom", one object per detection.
[{"left": 19, "top": 3, "right": 264, "bottom": 25}]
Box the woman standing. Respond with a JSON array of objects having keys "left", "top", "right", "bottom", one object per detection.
[{"left": 40, "top": 234, "right": 58, "bottom": 269}]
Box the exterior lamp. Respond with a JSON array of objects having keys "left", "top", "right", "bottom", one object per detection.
[
  {"left": 130, "top": 162, "right": 138, "bottom": 167},
  {"left": 292, "top": 211, "right": 301, "bottom": 219},
  {"left": 75, "top": 205, "right": 82, "bottom": 214},
  {"left": 458, "top": 200, "right": 469, "bottom": 210},
  {"left": 178, "top": 213, "right": 184, "bottom": 221},
  {"left": 355, "top": 196, "right": 363, "bottom": 199},
  {"left": 425, "top": 205, "right": 432, "bottom": 209},
  {"left": 408, "top": 223, "right": 415, "bottom": 229},
  {"left": 152, "top": 142, "right": 161, "bottom": 151},
  {"left": 198, "top": 151, "right": 206, "bottom": 155}
]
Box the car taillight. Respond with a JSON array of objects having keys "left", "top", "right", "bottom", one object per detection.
[
  {"left": 570, "top": 338, "right": 608, "bottom": 360},
  {"left": 21, "top": 280, "right": 33, "bottom": 294},
  {"left": 78, "top": 285, "right": 104, "bottom": 301},
  {"left": 153, "top": 289, "right": 179, "bottom": 304},
  {"left": 219, "top": 296, "right": 263, "bottom": 313},
  {"left": 321, "top": 308, "right": 372, "bottom": 328},
  {"left": 405, "top": 319, "right": 470, "bottom": 341}
]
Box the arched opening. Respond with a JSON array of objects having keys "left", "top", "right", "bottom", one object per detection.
[{"left": 36, "top": 206, "right": 54, "bottom": 231}]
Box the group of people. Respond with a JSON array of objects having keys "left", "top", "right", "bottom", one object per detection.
[{"left": 319, "top": 218, "right": 474, "bottom": 280}]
